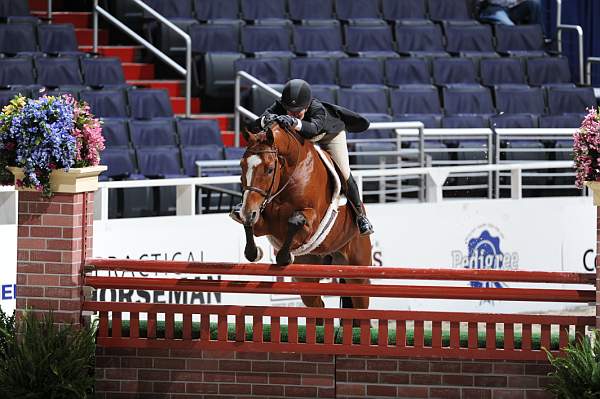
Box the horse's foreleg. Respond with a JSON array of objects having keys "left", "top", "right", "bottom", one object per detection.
[
  {"left": 243, "top": 225, "right": 263, "bottom": 262},
  {"left": 275, "top": 211, "right": 307, "bottom": 265}
]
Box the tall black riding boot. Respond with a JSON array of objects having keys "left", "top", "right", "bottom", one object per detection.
[{"left": 345, "top": 175, "right": 374, "bottom": 236}]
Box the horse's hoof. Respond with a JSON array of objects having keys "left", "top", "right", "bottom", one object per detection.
[
  {"left": 276, "top": 251, "right": 294, "bottom": 265},
  {"left": 255, "top": 246, "right": 263, "bottom": 262},
  {"left": 245, "top": 245, "right": 263, "bottom": 262}
]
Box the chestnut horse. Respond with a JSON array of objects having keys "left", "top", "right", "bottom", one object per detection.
[{"left": 238, "top": 121, "right": 371, "bottom": 310}]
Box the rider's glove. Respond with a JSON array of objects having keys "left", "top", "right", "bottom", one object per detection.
[
  {"left": 276, "top": 115, "right": 297, "bottom": 129},
  {"left": 262, "top": 113, "right": 278, "bottom": 126}
]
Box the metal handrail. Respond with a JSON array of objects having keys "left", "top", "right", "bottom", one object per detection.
[
  {"left": 556, "top": 0, "right": 585, "bottom": 85},
  {"left": 586, "top": 57, "right": 600, "bottom": 86},
  {"left": 92, "top": 0, "right": 192, "bottom": 117},
  {"left": 47, "top": 0, "right": 52, "bottom": 23}
]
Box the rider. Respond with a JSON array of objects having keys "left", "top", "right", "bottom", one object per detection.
[{"left": 244, "top": 78, "right": 374, "bottom": 236}]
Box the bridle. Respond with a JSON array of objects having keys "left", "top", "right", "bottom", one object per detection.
[{"left": 242, "top": 125, "right": 301, "bottom": 215}]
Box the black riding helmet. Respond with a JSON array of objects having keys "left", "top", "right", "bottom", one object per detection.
[{"left": 281, "top": 79, "right": 312, "bottom": 112}]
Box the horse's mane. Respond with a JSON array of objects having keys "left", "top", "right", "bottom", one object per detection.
[{"left": 250, "top": 122, "right": 307, "bottom": 150}]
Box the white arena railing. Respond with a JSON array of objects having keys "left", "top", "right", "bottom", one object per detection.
[{"left": 0, "top": 161, "right": 576, "bottom": 225}]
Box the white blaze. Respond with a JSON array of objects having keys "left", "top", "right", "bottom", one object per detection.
[{"left": 242, "top": 155, "right": 262, "bottom": 210}]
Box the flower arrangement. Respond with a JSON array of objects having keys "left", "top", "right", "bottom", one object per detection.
[
  {"left": 0, "top": 94, "right": 105, "bottom": 196},
  {"left": 574, "top": 107, "right": 600, "bottom": 188}
]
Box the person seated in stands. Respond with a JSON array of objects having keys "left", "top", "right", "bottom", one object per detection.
[
  {"left": 476, "top": 0, "right": 543, "bottom": 25},
  {"left": 237, "top": 79, "right": 374, "bottom": 236}
]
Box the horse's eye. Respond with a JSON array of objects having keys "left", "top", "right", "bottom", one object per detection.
[{"left": 266, "top": 166, "right": 274, "bottom": 174}]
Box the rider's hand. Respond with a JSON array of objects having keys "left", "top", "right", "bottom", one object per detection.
[
  {"left": 262, "top": 113, "right": 278, "bottom": 126},
  {"left": 276, "top": 115, "right": 297, "bottom": 129}
]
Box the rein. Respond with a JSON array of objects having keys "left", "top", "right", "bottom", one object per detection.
[{"left": 243, "top": 126, "right": 302, "bottom": 214}]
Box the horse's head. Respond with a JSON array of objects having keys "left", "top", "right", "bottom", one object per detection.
[{"left": 239, "top": 123, "right": 289, "bottom": 225}]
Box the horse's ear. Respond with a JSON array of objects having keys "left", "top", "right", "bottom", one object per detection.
[
  {"left": 242, "top": 128, "right": 252, "bottom": 144},
  {"left": 265, "top": 127, "right": 275, "bottom": 146}
]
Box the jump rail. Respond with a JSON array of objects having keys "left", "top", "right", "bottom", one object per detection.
[{"left": 84, "top": 259, "right": 596, "bottom": 360}]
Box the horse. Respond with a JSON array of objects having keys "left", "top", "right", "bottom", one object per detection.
[{"left": 237, "top": 121, "right": 371, "bottom": 311}]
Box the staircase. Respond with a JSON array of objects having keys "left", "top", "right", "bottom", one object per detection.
[{"left": 29, "top": 0, "right": 237, "bottom": 146}]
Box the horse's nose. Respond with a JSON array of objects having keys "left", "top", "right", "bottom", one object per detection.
[{"left": 250, "top": 211, "right": 258, "bottom": 223}]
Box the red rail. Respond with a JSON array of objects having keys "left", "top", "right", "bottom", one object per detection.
[
  {"left": 86, "top": 258, "right": 595, "bottom": 284},
  {"left": 84, "top": 276, "right": 595, "bottom": 302},
  {"left": 84, "top": 258, "right": 596, "bottom": 360}
]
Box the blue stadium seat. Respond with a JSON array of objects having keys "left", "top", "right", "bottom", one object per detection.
[
  {"left": 526, "top": 57, "right": 572, "bottom": 87},
  {"left": 202, "top": 52, "right": 245, "bottom": 98},
  {"left": 338, "top": 86, "right": 389, "bottom": 114},
  {"left": 288, "top": 0, "right": 334, "bottom": 21},
  {"left": 385, "top": 58, "right": 431, "bottom": 86},
  {"left": 194, "top": 0, "right": 239, "bottom": 20},
  {"left": 408, "top": 140, "right": 450, "bottom": 161},
  {"left": 395, "top": 22, "right": 447, "bottom": 57},
  {"left": 45, "top": 85, "right": 86, "bottom": 99},
  {"left": 130, "top": 119, "right": 178, "bottom": 148},
  {"left": 539, "top": 114, "right": 585, "bottom": 128},
  {"left": 443, "top": 85, "right": 494, "bottom": 115},
  {"left": 290, "top": 57, "right": 336, "bottom": 85},
  {"left": 80, "top": 89, "right": 129, "bottom": 118},
  {"left": 101, "top": 148, "right": 141, "bottom": 179},
  {"left": 0, "top": 56, "right": 35, "bottom": 86},
  {"left": 444, "top": 23, "right": 494, "bottom": 54},
  {"left": 393, "top": 113, "right": 442, "bottom": 128},
  {"left": 0, "top": 23, "right": 37, "bottom": 54},
  {"left": 427, "top": 0, "right": 472, "bottom": 21},
  {"left": 234, "top": 57, "right": 288, "bottom": 84},
  {"left": 490, "top": 114, "right": 538, "bottom": 128},
  {"left": 479, "top": 58, "right": 526, "bottom": 86},
  {"left": 250, "top": 83, "right": 284, "bottom": 115},
  {"left": 292, "top": 24, "right": 345, "bottom": 57},
  {"left": 503, "top": 140, "right": 547, "bottom": 161},
  {"left": 190, "top": 23, "right": 240, "bottom": 53},
  {"left": 381, "top": 0, "right": 426, "bottom": 21},
  {"left": 136, "top": 147, "right": 184, "bottom": 178},
  {"left": 224, "top": 146, "right": 246, "bottom": 160},
  {"left": 81, "top": 57, "right": 126, "bottom": 87},
  {"left": 335, "top": 0, "right": 381, "bottom": 21},
  {"left": 456, "top": 140, "right": 488, "bottom": 162},
  {"left": 338, "top": 58, "right": 384, "bottom": 87},
  {"left": 37, "top": 24, "right": 79, "bottom": 54},
  {"left": 128, "top": 89, "right": 174, "bottom": 119},
  {"left": 494, "top": 85, "right": 545, "bottom": 115},
  {"left": 177, "top": 119, "right": 223, "bottom": 146},
  {"left": 0, "top": 0, "right": 30, "bottom": 17},
  {"left": 182, "top": 145, "right": 224, "bottom": 176},
  {"left": 359, "top": 113, "right": 392, "bottom": 139},
  {"left": 432, "top": 58, "right": 477, "bottom": 85},
  {"left": 546, "top": 86, "right": 596, "bottom": 115},
  {"left": 143, "top": 0, "right": 194, "bottom": 19},
  {"left": 35, "top": 57, "right": 83, "bottom": 87},
  {"left": 240, "top": 0, "right": 286, "bottom": 20},
  {"left": 241, "top": 24, "right": 292, "bottom": 55},
  {"left": 442, "top": 115, "right": 489, "bottom": 128},
  {"left": 390, "top": 85, "right": 442, "bottom": 115},
  {"left": 101, "top": 118, "right": 130, "bottom": 148},
  {"left": 494, "top": 24, "right": 546, "bottom": 56},
  {"left": 344, "top": 25, "right": 398, "bottom": 58},
  {"left": 311, "top": 84, "right": 338, "bottom": 103}
]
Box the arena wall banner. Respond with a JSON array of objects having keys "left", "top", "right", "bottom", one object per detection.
[
  {"left": 0, "top": 196, "right": 595, "bottom": 315},
  {"left": 0, "top": 225, "right": 16, "bottom": 314}
]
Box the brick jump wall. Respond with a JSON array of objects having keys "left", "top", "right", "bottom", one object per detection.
[
  {"left": 95, "top": 348, "right": 553, "bottom": 399},
  {"left": 16, "top": 191, "right": 94, "bottom": 325}
]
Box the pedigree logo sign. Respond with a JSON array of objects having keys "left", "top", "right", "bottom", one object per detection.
[{"left": 451, "top": 224, "right": 519, "bottom": 288}]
